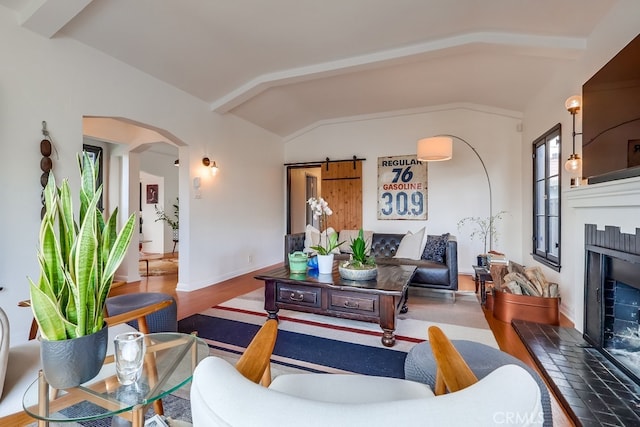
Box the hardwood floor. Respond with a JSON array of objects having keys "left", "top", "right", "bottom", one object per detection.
[{"left": 113, "top": 260, "right": 575, "bottom": 426}]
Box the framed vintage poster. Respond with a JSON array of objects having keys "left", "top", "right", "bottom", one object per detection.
[{"left": 377, "top": 155, "right": 427, "bottom": 220}]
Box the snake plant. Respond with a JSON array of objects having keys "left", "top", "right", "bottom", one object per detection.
[{"left": 28, "top": 152, "right": 136, "bottom": 341}]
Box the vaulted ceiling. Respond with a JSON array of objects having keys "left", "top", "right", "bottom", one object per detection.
[{"left": 0, "top": 0, "right": 618, "bottom": 138}]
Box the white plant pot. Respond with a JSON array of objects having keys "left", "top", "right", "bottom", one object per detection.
[{"left": 316, "top": 254, "right": 334, "bottom": 275}]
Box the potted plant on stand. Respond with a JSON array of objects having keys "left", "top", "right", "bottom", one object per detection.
[
  {"left": 155, "top": 197, "right": 179, "bottom": 246},
  {"left": 28, "top": 153, "right": 136, "bottom": 389},
  {"left": 339, "top": 229, "right": 377, "bottom": 281},
  {"left": 457, "top": 210, "right": 506, "bottom": 267},
  {"left": 307, "top": 197, "right": 343, "bottom": 275}
]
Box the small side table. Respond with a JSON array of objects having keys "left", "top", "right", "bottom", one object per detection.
[
  {"left": 139, "top": 253, "right": 163, "bottom": 276},
  {"left": 472, "top": 265, "right": 493, "bottom": 306}
]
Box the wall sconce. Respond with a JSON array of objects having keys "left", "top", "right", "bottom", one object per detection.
[
  {"left": 174, "top": 159, "right": 179, "bottom": 167},
  {"left": 564, "top": 95, "right": 583, "bottom": 173},
  {"left": 202, "top": 157, "right": 219, "bottom": 175}
]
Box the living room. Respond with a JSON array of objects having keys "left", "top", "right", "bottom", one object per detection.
[
  {"left": 2, "top": 0, "right": 638, "bottom": 342},
  {"left": 1, "top": 1, "right": 639, "bottom": 424}
]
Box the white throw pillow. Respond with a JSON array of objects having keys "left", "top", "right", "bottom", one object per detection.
[
  {"left": 305, "top": 225, "right": 340, "bottom": 254},
  {"left": 339, "top": 230, "right": 374, "bottom": 254},
  {"left": 338, "top": 230, "right": 358, "bottom": 253},
  {"left": 320, "top": 227, "right": 341, "bottom": 254},
  {"left": 394, "top": 227, "right": 426, "bottom": 260},
  {"left": 304, "top": 224, "right": 321, "bottom": 253}
]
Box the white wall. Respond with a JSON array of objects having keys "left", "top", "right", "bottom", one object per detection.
[
  {"left": 140, "top": 147, "right": 179, "bottom": 254},
  {"left": 0, "top": 8, "right": 284, "bottom": 345},
  {"left": 140, "top": 171, "right": 166, "bottom": 254},
  {"left": 285, "top": 105, "right": 524, "bottom": 273},
  {"left": 521, "top": 0, "right": 640, "bottom": 325}
]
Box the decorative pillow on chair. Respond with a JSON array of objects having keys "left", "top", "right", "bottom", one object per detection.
[
  {"left": 421, "top": 233, "right": 450, "bottom": 263},
  {"left": 394, "top": 227, "right": 426, "bottom": 260}
]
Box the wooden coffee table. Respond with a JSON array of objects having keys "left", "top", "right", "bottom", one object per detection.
[{"left": 255, "top": 263, "right": 417, "bottom": 347}]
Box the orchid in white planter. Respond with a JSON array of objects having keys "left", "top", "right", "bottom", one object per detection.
[{"left": 307, "top": 197, "right": 343, "bottom": 255}]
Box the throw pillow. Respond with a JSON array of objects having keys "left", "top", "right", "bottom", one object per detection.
[
  {"left": 421, "top": 233, "right": 450, "bottom": 263},
  {"left": 304, "top": 224, "right": 321, "bottom": 254},
  {"left": 338, "top": 230, "right": 359, "bottom": 254},
  {"left": 338, "top": 230, "right": 373, "bottom": 254},
  {"left": 318, "top": 227, "right": 341, "bottom": 254},
  {"left": 394, "top": 227, "right": 426, "bottom": 260},
  {"left": 305, "top": 225, "right": 339, "bottom": 254}
]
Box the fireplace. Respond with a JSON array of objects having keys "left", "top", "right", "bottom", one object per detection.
[
  {"left": 513, "top": 180, "right": 640, "bottom": 425},
  {"left": 584, "top": 224, "right": 640, "bottom": 386}
]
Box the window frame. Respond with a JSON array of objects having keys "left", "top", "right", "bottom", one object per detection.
[
  {"left": 532, "top": 123, "right": 562, "bottom": 271},
  {"left": 82, "top": 144, "right": 104, "bottom": 211}
]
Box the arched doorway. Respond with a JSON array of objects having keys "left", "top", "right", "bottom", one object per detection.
[{"left": 83, "top": 117, "right": 186, "bottom": 283}]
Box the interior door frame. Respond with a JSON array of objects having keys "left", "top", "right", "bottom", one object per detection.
[{"left": 286, "top": 164, "right": 321, "bottom": 234}]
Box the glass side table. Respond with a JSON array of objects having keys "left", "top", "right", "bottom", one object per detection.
[{"left": 23, "top": 332, "right": 209, "bottom": 427}]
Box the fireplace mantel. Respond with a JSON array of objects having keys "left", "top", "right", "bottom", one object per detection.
[
  {"left": 565, "top": 175, "right": 640, "bottom": 209},
  {"left": 562, "top": 176, "right": 640, "bottom": 332}
]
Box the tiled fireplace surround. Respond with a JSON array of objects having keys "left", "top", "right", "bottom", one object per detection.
[{"left": 515, "top": 177, "right": 640, "bottom": 426}]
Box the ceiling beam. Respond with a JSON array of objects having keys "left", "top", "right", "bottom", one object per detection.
[
  {"left": 19, "top": 0, "right": 93, "bottom": 38},
  {"left": 210, "top": 32, "right": 586, "bottom": 114}
]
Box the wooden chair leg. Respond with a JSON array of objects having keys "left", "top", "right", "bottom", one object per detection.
[
  {"left": 428, "top": 326, "right": 478, "bottom": 394},
  {"left": 260, "top": 362, "right": 272, "bottom": 387},
  {"left": 434, "top": 369, "right": 446, "bottom": 395},
  {"left": 236, "top": 319, "right": 278, "bottom": 385}
]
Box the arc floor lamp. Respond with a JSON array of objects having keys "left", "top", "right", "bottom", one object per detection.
[{"left": 417, "top": 134, "right": 494, "bottom": 250}]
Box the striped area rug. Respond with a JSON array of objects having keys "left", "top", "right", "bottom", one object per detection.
[{"left": 178, "top": 288, "right": 497, "bottom": 378}]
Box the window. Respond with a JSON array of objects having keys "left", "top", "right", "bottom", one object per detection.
[
  {"left": 83, "top": 144, "right": 104, "bottom": 211},
  {"left": 532, "top": 124, "right": 561, "bottom": 271}
]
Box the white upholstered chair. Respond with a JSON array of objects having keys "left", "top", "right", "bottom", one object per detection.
[
  {"left": 191, "top": 320, "right": 543, "bottom": 426},
  {"left": 191, "top": 355, "right": 544, "bottom": 426}
]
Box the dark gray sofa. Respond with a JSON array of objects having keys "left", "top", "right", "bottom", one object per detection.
[{"left": 284, "top": 232, "right": 458, "bottom": 294}]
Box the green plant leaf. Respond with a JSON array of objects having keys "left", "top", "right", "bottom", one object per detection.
[
  {"left": 29, "top": 279, "right": 69, "bottom": 341},
  {"left": 72, "top": 192, "right": 99, "bottom": 336},
  {"left": 30, "top": 151, "right": 137, "bottom": 340},
  {"left": 96, "top": 212, "right": 135, "bottom": 325}
]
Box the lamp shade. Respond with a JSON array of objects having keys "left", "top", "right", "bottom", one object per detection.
[
  {"left": 417, "top": 136, "right": 453, "bottom": 161},
  {"left": 565, "top": 95, "right": 582, "bottom": 114}
]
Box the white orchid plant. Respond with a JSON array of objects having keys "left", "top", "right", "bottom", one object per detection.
[{"left": 307, "top": 197, "right": 343, "bottom": 255}]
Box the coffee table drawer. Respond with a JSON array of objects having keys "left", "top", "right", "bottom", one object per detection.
[
  {"left": 329, "top": 291, "right": 378, "bottom": 314},
  {"left": 276, "top": 284, "right": 321, "bottom": 308}
]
